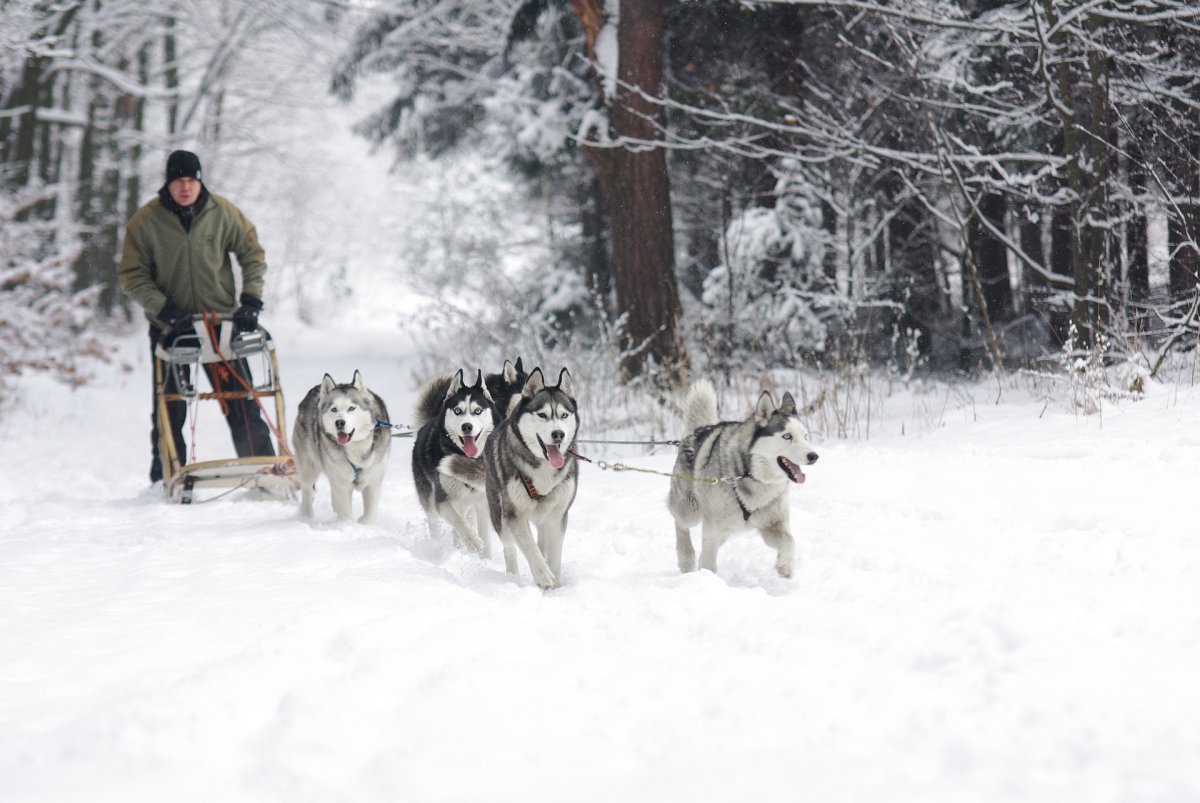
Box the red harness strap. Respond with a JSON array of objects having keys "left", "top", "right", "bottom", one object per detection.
[
  {"left": 202, "top": 311, "right": 293, "bottom": 458},
  {"left": 520, "top": 475, "right": 543, "bottom": 499}
]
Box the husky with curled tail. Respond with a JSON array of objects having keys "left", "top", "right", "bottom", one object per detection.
[
  {"left": 411, "top": 369, "right": 498, "bottom": 553},
  {"left": 441, "top": 367, "right": 579, "bottom": 589},
  {"left": 293, "top": 371, "right": 392, "bottom": 524},
  {"left": 667, "top": 379, "right": 818, "bottom": 578}
]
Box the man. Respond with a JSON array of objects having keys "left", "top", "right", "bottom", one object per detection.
[{"left": 119, "top": 150, "right": 275, "bottom": 483}]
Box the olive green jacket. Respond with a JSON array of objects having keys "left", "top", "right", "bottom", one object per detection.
[{"left": 118, "top": 190, "right": 267, "bottom": 329}]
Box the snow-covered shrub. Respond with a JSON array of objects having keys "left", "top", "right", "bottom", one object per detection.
[
  {"left": 694, "top": 165, "right": 841, "bottom": 370},
  {"left": 1021, "top": 325, "right": 1150, "bottom": 415},
  {"left": 0, "top": 185, "right": 106, "bottom": 407}
]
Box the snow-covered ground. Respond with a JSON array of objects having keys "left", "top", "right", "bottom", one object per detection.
[
  {"left": 3, "top": 43, "right": 1199, "bottom": 802},
  {"left": 2, "top": 310, "right": 1199, "bottom": 802}
]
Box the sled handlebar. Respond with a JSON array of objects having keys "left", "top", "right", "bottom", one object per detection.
[{"left": 158, "top": 315, "right": 274, "bottom": 364}]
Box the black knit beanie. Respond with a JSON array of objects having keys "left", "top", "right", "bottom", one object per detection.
[{"left": 165, "top": 150, "right": 203, "bottom": 183}]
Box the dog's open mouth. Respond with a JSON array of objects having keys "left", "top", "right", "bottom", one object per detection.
[
  {"left": 337, "top": 430, "right": 353, "bottom": 446},
  {"left": 779, "top": 456, "right": 805, "bottom": 483},
  {"left": 540, "top": 438, "right": 566, "bottom": 469},
  {"left": 461, "top": 434, "right": 478, "bottom": 458}
]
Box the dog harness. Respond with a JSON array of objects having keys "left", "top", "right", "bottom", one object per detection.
[
  {"left": 731, "top": 480, "right": 754, "bottom": 521},
  {"left": 327, "top": 431, "right": 374, "bottom": 485},
  {"left": 519, "top": 474, "right": 543, "bottom": 499}
]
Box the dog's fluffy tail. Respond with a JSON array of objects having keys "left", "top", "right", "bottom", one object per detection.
[
  {"left": 683, "top": 378, "right": 718, "bottom": 433},
  {"left": 439, "top": 454, "right": 486, "bottom": 490},
  {"left": 412, "top": 374, "right": 454, "bottom": 427}
]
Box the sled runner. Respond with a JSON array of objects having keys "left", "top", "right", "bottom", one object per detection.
[{"left": 154, "top": 313, "right": 297, "bottom": 503}]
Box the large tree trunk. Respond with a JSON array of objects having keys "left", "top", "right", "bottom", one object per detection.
[
  {"left": 1168, "top": 212, "right": 1200, "bottom": 304},
  {"left": 821, "top": 197, "right": 838, "bottom": 285},
  {"left": 972, "top": 191, "right": 1013, "bottom": 322},
  {"left": 888, "top": 198, "right": 941, "bottom": 361},
  {"left": 1085, "top": 28, "right": 1115, "bottom": 330},
  {"left": 7, "top": 55, "right": 43, "bottom": 195},
  {"left": 578, "top": 174, "right": 612, "bottom": 314},
  {"left": 570, "top": 0, "right": 686, "bottom": 383},
  {"left": 1168, "top": 132, "right": 1200, "bottom": 305},
  {"left": 165, "top": 16, "right": 179, "bottom": 135},
  {"left": 1126, "top": 142, "right": 1150, "bottom": 305},
  {"left": 3, "top": 5, "right": 80, "bottom": 195},
  {"left": 1042, "top": 205, "right": 1074, "bottom": 342},
  {"left": 1039, "top": 0, "right": 1096, "bottom": 350},
  {"left": 1017, "top": 204, "right": 1046, "bottom": 319}
]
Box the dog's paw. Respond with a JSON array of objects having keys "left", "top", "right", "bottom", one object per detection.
[
  {"left": 775, "top": 560, "right": 793, "bottom": 578},
  {"left": 678, "top": 556, "right": 697, "bottom": 573},
  {"left": 534, "top": 569, "right": 559, "bottom": 590}
]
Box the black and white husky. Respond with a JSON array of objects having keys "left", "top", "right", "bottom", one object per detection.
[
  {"left": 667, "top": 379, "right": 818, "bottom": 578},
  {"left": 443, "top": 368, "right": 579, "bottom": 589},
  {"left": 293, "top": 371, "right": 392, "bottom": 524},
  {"left": 411, "top": 369, "right": 499, "bottom": 553},
  {"left": 484, "top": 357, "right": 527, "bottom": 420}
]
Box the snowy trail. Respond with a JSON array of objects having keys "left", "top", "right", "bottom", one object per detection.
[{"left": 2, "top": 327, "right": 1200, "bottom": 802}]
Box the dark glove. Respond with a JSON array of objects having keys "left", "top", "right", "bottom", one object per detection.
[
  {"left": 233, "top": 294, "right": 263, "bottom": 332},
  {"left": 158, "top": 298, "right": 191, "bottom": 332}
]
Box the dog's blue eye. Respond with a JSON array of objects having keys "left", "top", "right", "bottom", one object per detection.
[
  {"left": 783, "top": 433, "right": 792, "bottom": 440},
  {"left": 348, "top": 406, "right": 356, "bottom": 412},
  {"left": 453, "top": 407, "right": 464, "bottom": 415}
]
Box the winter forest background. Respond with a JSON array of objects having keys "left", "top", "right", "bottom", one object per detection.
[
  {"left": 5, "top": 5, "right": 1200, "bottom": 798},
  {"left": 3, "top": 0, "right": 1200, "bottom": 405}
]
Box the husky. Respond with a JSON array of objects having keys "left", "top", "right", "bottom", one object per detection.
[
  {"left": 484, "top": 357, "right": 527, "bottom": 420},
  {"left": 293, "top": 370, "right": 392, "bottom": 524},
  {"left": 442, "top": 367, "right": 579, "bottom": 589},
  {"left": 411, "top": 369, "right": 498, "bottom": 553},
  {"left": 667, "top": 379, "right": 818, "bottom": 578}
]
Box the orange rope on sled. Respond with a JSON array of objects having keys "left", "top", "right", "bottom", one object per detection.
[{"left": 202, "top": 310, "right": 294, "bottom": 458}]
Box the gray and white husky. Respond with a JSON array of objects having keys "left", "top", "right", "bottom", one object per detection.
[
  {"left": 411, "top": 369, "right": 498, "bottom": 553},
  {"left": 293, "top": 371, "right": 392, "bottom": 524},
  {"left": 443, "top": 367, "right": 579, "bottom": 589},
  {"left": 667, "top": 379, "right": 818, "bottom": 578}
]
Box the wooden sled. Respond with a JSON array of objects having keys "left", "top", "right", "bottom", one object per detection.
[{"left": 154, "top": 314, "right": 298, "bottom": 503}]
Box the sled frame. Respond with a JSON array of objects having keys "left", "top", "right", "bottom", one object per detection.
[{"left": 153, "top": 316, "right": 297, "bottom": 503}]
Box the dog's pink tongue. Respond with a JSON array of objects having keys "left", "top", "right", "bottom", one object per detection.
[
  {"left": 545, "top": 444, "right": 565, "bottom": 469},
  {"left": 461, "top": 435, "right": 478, "bottom": 458},
  {"left": 783, "top": 457, "right": 805, "bottom": 484},
  {"left": 337, "top": 432, "right": 351, "bottom": 446}
]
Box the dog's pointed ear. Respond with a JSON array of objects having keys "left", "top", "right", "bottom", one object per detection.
[
  {"left": 352, "top": 370, "right": 365, "bottom": 392},
  {"left": 474, "top": 369, "right": 495, "bottom": 401},
  {"left": 503, "top": 359, "right": 518, "bottom": 383},
  {"left": 556, "top": 367, "right": 574, "bottom": 397},
  {"left": 319, "top": 373, "right": 336, "bottom": 401},
  {"left": 754, "top": 390, "right": 775, "bottom": 424},
  {"left": 523, "top": 368, "right": 545, "bottom": 398},
  {"left": 514, "top": 357, "right": 524, "bottom": 374},
  {"left": 447, "top": 369, "right": 465, "bottom": 396},
  {"left": 779, "top": 392, "right": 797, "bottom": 416}
]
